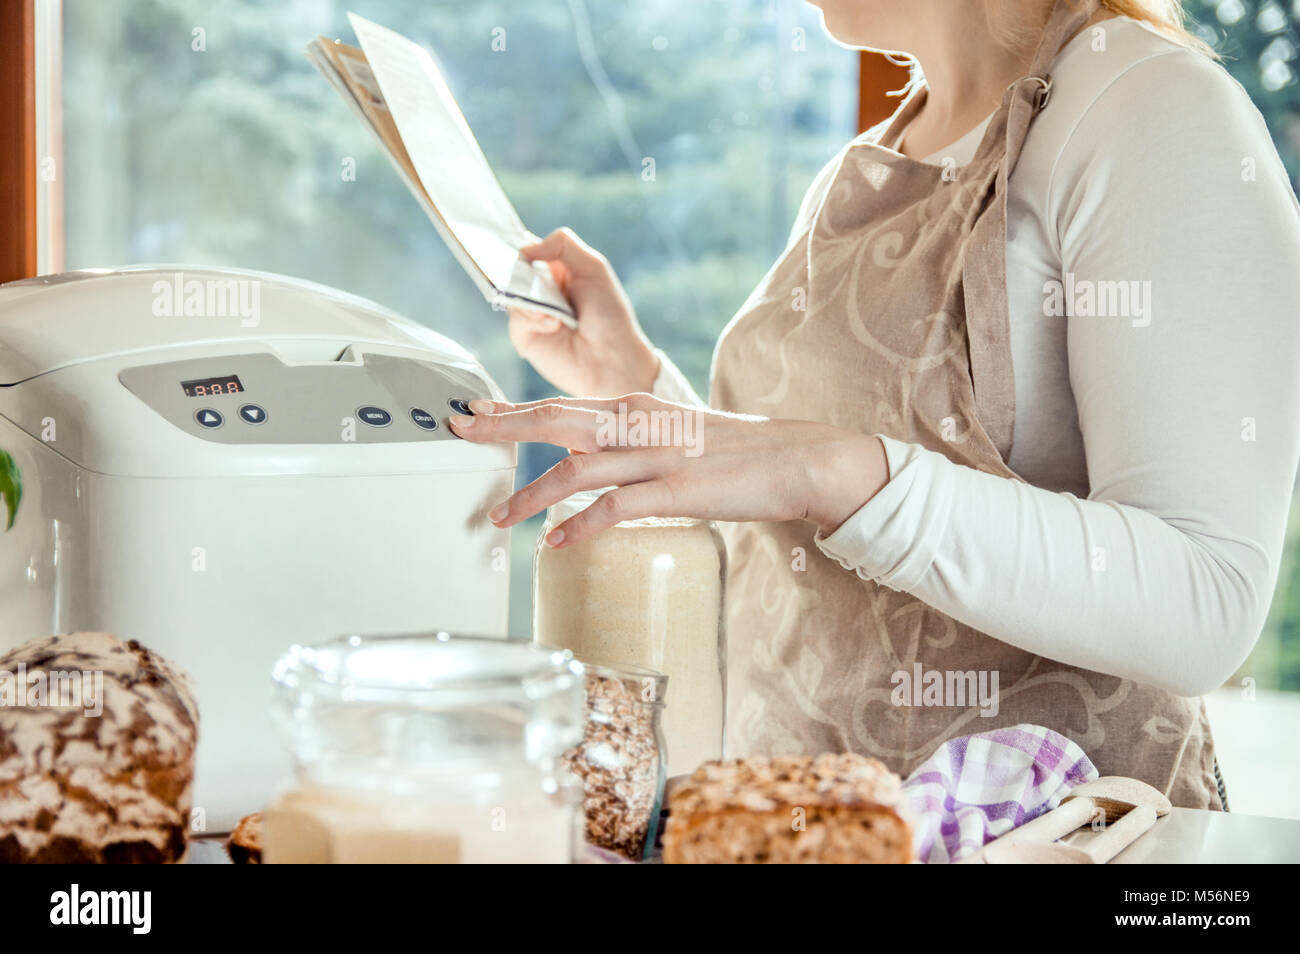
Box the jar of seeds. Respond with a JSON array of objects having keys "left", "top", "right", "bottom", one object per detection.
[{"left": 561, "top": 659, "right": 667, "bottom": 862}]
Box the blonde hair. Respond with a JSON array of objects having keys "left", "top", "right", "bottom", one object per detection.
[{"left": 988, "top": 0, "right": 1218, "bottom": 59}]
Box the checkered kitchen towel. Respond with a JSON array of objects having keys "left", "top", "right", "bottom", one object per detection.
[{"left": 901, "top": 724, "right": 1098, "bottom": 864}]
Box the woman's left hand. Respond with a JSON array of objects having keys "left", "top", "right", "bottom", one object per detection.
[{"left": 448, "top": 393, "right": 889, "bottom": 547}]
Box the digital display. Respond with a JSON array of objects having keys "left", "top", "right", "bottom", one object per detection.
[{"left": 181, "top": 374, "right": 244, "bottom": 398}]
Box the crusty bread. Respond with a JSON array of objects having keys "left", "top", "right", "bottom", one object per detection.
[
  {"left": 663, "top": 753, "right": 913, "bottom": 864},
  {"left": 0, "top": 633, "right": 198, "bottom": 863},
  {"left": 227, "top": 812, "right": 263, "bottom": 864}
]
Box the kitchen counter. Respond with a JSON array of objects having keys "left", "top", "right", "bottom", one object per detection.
[
  {"left": 188, "top": 808, "right": 1300, "bottom": 863},
  {"left": 1105, "top": 808, "right": 1300, "bottom": 864}
]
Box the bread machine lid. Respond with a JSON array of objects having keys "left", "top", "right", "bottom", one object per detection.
[{"left": 0, "top": 266, "right": 479, "bottom": 383}]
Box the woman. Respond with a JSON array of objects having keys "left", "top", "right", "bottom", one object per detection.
[{"left": 450, "top": 0, "right": 1300, "bottom": 808}]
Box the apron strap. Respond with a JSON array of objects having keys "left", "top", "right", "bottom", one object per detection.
[
  {"left": 1003, "top": 0, "right": 1102, "bottom": 172},
  {"left": 964, "top": 0, "right": 1101, "bottom": 462}
]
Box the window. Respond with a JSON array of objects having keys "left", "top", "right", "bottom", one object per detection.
[{"left": 60, "top": 0, "right": 857, "bottom": 635}]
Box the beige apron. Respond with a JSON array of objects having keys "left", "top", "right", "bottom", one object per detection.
[{"left": 710, "top": 0, "right": 1221, "bottom": 808}]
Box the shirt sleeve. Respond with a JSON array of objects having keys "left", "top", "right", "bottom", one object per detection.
[
  {"left": 815, "top": 51, "right": 1300, "bottom": 696},
  {"left": 650, "top": 348, "right": 708, "bottom": 407}
]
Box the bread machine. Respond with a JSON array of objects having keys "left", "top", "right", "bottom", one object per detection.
[{"left": 0, "top": 266, "right": 516, "bottom": 831}]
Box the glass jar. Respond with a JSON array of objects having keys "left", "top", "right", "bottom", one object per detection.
[
  {"left": 264, "top": 633, "right": 585, "bottom": 864},
  {"left": 562, "top": 659, "right": 667, "bottom": 862},
  {"left": 533, "top": 491, "right": 725, "bottom": 778}
]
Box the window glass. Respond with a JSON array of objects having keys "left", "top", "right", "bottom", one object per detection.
[{"left": 61, "top": 0, "right": 857, "bottom": 636}]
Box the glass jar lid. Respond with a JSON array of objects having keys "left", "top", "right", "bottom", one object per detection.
[
  {"left": 272, "top": 633, "right": 586, "bottom": 783},
  {"left": 546, "top": 488, "right": 705, "bottom": 528}
]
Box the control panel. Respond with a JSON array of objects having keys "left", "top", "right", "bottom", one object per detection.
[{"left": 118, "top": 351, "right": 493, "bottom": 445}]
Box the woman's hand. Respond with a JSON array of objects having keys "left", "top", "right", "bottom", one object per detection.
[
  {"left": 509, "top": 228, "right": 661, "bottom": 397},
  {"left": 448, "top": 393, "right": 890, "bottom": 546}
]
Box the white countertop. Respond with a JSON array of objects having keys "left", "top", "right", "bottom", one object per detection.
[
  {"left": 189, "top": 808, "right": 1300, "bottom": 863},
  {"left": 1106, "top": 808, "right": 1300, "bottom": 863}
]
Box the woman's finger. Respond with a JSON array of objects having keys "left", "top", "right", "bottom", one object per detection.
[
  {"left": 470, "top": 393, "right": 655, "bottom": 415},
  {"left": 489, "top": 448, "right": 671, "bottom": 528},
  {"left": 545, "top": 480, "right": 680, "bottom": 547},
  {"left": 520, "top": 228, "right": 610, "bottom": 280},
  {"left": 508, "top": 307, "right": 563, "bottom": 333},
  {"left": 449, "top": 402, "right": 606, "bottom": 452}
]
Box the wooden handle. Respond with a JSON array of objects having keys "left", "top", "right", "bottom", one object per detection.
[
  {"left": 1006, "top": 796, "right": 1098, "bottom": 843},
  {"left": 1080, "top": 803, "right": 1158, "bottom": 864},
  {"left": 960, "top": 797, "right": 1098, "bottom": 863}
]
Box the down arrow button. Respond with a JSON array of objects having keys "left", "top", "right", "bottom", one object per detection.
[{"left": 238, "top": 404, "right": 268, "bottom": 425}]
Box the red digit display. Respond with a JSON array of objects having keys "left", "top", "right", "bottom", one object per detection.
[{"left": 181, "top": 375, "right": 244, "bottom": 397}]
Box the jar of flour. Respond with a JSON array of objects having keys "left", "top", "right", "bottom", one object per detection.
[{"left": 533, "top": 490, "right": 725, "bottom": 778}]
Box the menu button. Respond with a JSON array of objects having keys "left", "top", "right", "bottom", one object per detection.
[{"left": 357, "top": 405, "right": 392, "bottom": 427}]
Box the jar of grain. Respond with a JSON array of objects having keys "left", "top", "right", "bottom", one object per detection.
[
  {"left": 264, "top": 633, "right": 585, "bottom": 864},
  {"left": 533, "top": 490, "right": 725, "bottom": 778},
  {"left": 562, "top": 659, "right": 667, "bottom": 862}
]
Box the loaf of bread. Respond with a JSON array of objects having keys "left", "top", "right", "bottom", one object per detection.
[
  {"left": 0, "top": 632, "right": 198, "bottom": 863},
  {"left": 663, "top": 753, "right": 913, "bottom": 864},
  {"left": 227, "top": 812, "right": 263, "bottom": 864}
]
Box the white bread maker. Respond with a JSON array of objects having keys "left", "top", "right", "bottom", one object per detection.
[{"left": 0, "top": 266, "right": 516, "bottom": 831}]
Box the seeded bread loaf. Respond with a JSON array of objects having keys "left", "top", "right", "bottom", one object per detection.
[
  {"left": 663, "top": 753, "right": 913, "bottom": 864},
  {"left": 0, "top": 632, "right": 198, "bottom": 863},
  {"left": 227, "top": 812, "right": 263, "bottom": 864}
]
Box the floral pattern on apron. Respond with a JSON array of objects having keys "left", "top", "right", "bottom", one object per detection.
[{"left": 709, "top": 0, "right": 1221, "bottom": 808}]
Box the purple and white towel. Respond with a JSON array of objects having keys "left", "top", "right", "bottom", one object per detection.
[{"left": 901, "top": 724, "right": 1097, "bottom": 864}]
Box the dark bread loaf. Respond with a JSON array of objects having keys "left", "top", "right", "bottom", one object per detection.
[
  {"left": 663, "top": 753, "right": 913, "bottom": 864},
  {"left": 0, "top": 632, "right": 198, "bottom": 863},
  {"left": 227, "top": 812, "right": 263, "bottom": 864}
]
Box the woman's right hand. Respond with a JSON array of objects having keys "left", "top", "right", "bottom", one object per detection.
[{"left": 508, "top": 228, "right": 661, "bottom": 397}]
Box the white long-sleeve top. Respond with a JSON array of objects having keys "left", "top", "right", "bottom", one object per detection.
[{"left": 651, "top": 17, "right": 1300, "bottom": 697}]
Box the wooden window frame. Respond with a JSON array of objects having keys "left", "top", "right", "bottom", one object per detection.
[
  {"left": 859, "top": 50, "right": 912, "bottom": 133},
  {"left": 0, "top": 0, "right": 60, "bottom": 283},
  {"left": 1, "top": 0, "right": 38, "bottom": 283}
]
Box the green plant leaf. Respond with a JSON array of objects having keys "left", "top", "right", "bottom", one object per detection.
[{"left": 0, "top": 450, "right": 22, "bottom": 531}]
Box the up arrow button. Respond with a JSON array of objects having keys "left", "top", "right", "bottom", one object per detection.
[{"left": 194, "top": 408, "right": 224, "bottom": 429}]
